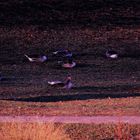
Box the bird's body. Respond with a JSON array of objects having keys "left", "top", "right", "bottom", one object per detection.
[
  {"left": 48, "top": 81, "right": 64, "bottom": 85},
  {"left": 60, "top": 56, "right": 76, "bottom": 68},
  {"left": 62, "top": 62, "right": 76, "bottom": 68},
  {"left": 25, "top": 54, "right": 47, "bottom": 62},
  {"left": 106, "top": 50, "right": 118, "bottom": 59},
  {"left": 53, "top": 50, "right": 73, "bottom": 57},
  {"left": 48, "top": 77, "right": 72, "bottom": 89}
]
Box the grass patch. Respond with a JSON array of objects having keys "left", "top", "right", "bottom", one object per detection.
[
  {"left": 1, "top": 97, "right": 140, "bottom": 116},
  {"left": 1, "top": 122, "right": 140, "bottom": 140},
  {"left": 65, "top": 123, "right": 140, "bottom": 140},
  {"left": 0, "top": 122, "right": 70, "bottom": 140}
]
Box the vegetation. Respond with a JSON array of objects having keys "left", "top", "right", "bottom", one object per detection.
[
  {"left": 65, "top": 123, "right": 140, "bottom": 140},
  {"left": 1, "top": 97, "right": 140, "bottom": 116},
  {"left": 0, "top": 122, "right": 70, "bottom": 140},
  {"left": 1, "top": 122, "right": 140, "bottom": 140}
]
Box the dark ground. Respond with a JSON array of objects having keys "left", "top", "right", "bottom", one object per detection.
[{"left": 1, "top": 0, "right": 140, "bottom": 102}]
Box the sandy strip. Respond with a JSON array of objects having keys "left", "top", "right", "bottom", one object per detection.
[{"left": 0, "top": 116, "right": 140, "bottom": 124}]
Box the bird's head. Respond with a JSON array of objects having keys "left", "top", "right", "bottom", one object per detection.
[
  {"left": 67, "top": 76, "right": 71, "bottom": 80},
  {"left": 42, "top": 56, "right": 47, "bottom": 60}
]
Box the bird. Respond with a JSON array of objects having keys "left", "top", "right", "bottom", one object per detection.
[
  {"left": 53, "top": 49, "right": 73, "bottom": 57},
  {"left": 53, "top": 50, "right": 75, "bottom": 68},
  {"left": 105, "top": 50, "right": 118, "bottom": 59},
  {"left": 61, "top": 58, "right": 76, "bottom": 68},
  {"left": 48, "top": 76, "right": 73, "bottom": 89},
  {"left": 24, "top": 54, "right": 47, "bottom": 63}
]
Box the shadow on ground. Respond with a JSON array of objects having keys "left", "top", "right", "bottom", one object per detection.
[
  {"left": 5, "top": 85, "right": 140, "bottom": 102},
  {"left": 6, "top": 92, "right": 140, "bottom": 102}
]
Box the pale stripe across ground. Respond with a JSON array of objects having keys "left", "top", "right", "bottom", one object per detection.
[{"left": 0, "top": 116, "right": 140, "bottom": 124}]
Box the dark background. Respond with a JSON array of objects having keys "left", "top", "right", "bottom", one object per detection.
[
  {"left": 0, "top": 0, "right": 140, "bottom": 27},
  {"left": 1, "top": 0, "right": 140, "bottom": 101}
]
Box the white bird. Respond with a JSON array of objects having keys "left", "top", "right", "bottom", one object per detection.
[
  {"left": 48, "top": 76, "right": 73, "bottom": 89},
  {"left": 24, "top": 54, "right": 47, "bottom": 62},
  {"left": 53, "top": 50, "right": 73, "bottom": 57},
  {"left": 106, "top": 50, "right": 118, "bottom": 59}
]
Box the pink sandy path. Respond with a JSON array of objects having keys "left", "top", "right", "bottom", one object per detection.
[{"left": 0, "top": 116, "right": 140, "bottom": 124}]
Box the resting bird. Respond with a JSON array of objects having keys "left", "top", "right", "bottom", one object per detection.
[
  {"left": 48, "top": 76, "right": 73, "bottom": 89},
  {"left": 105, "top": 50, "right": 118, "bottom": 59},
  {"left": 61, "top": 58, "right": 76, "bottom": 68},
  {"left": 53, "top": 50, "right": 73, "bottom": 57},
  {"left": 24, "top": 54, "right": 47, "bottom": 62}
]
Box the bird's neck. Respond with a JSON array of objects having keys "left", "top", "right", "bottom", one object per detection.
[{"left": 65, "top": 79, "right": 71, "bottom": 85}]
